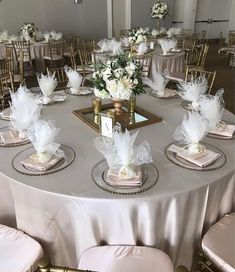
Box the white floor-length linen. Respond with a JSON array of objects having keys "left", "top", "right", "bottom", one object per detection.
[{"left": 0, "top": 90, "right": 234, "bottom": 271}]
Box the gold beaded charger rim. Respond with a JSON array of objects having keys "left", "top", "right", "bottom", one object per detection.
[
  {"left": 12, "top": 144, "right": 76, "bottom": 176},
  {"left": 91, "top": 159, "right": 159, "bottom": 195},
  {"left": 64, "top": 87, "right": 93, "bottom": 96},
  {"left": 150, "top": 89, "right": 179, "bottom": 99},
  {"left": 0, "top": 126, "right": 30, "bottom": 148},
  {"left": 164, "top": 142, "right": 227, "bottom": 171},
  {"left": 0, "top": 108, "right": 11, "bottom": 121},
  {"left": 206, "top": 120, "right": 235, "bottom": 140}
]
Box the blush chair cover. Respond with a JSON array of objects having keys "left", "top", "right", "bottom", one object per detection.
[
  {"left": 78, "top": 245, "right": 174, "bottom": 272},
  {"left": 0, "top": 224, "right": 43, "bottom": 272},
  {"left": 202, "top": 213, "right": 235, "bottom": 272}
]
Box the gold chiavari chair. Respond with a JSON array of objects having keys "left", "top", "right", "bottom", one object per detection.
[
  {"left": 81, "top": 40, "right": 96, "bottom": 52},
  {"left": 185, "top": 45, "right": 204, "bottom": 67},
  {"left": 4, "top": 46, "right": 14, "bottom": 60},
  {"left": 182, "top": 29, "right": 193, "bottom": 35},
  {"left": 43, "top": 40, "right": 64, "bottom": 67},
  {"left": 185, "top": 66, "right": 216, "bottom": 94},
  {"left": 0, "top": 72, "right": 14, "bottom": 110},
  {"left": 120, "top": 29, "right": 131, "bottom": 37},
  {"left": 12, "top": 40, "right": 33, "bottom": 67},
  {"left": 78, "top": 50, "right": 95, "bottom": 84},
  {"left": 182, "top": 38, "right": 197, "bottom": 52},
  {"left": 38, "top": 257, "right": 95, "bottom": 272},
  {"left": 0, "top": 59, "right": 13, "bottom": 76},
  {"left": 228, "top": 32, "right": 235, "bottom": 47},
  {"left": 46, "top": 66, "right": 68, "bottom": 90},
  {"left": 134, "top": 54, "right": 153, "bottom": 78}
]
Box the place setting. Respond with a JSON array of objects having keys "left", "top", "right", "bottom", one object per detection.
[
  {"left": 91, "top": 124, "right": 159, "bottom": 195},
  {"left": 145, "top": 65, "right": 179, "bottom": 99},
  {"left": 165, "top": 111, "right": 227, "bottom": 171},
  {"left": 63, "top": 66, "right": 93, "bottom": 96},
  {"left": 12, "top": 119, "right": 75, "bottom": 176},
  {"left": 0, "top": 86, "right": 41, "bottom": 148}
]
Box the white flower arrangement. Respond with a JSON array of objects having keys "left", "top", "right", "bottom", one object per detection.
[
  {"left": 93, "top": 54, "right": 144, "bottom": 100},
  {"left": 20, "top": 22, "right": 38, "bottom": 40},
  {"left": 151, "top": 0, "right": 168, "bottom": 19},
  {"left": 128, "top": 27, "right": 148, "bottom": 45}
]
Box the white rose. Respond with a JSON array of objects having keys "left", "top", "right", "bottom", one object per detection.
[{"left": 106, "top": 79, "right": 117, "bottom": 93}]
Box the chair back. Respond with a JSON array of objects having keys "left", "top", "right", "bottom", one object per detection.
[
  {"left": 48, "top": 40, "right": 64, "bottom": 60},
  {"left": 78, "top": 50, "right": 95, "bottom": 67},
  {"left": 81, "top": 40, "right": 96, "bottom": 52},
  {"left": 78, "top": 245, "right": 174, "bottom": 272},
  {"left": 228, "top": 32, "right": 235, "bottom": 47},
  {"left": 12, "top": 40, "right": 31, "bottom": 63},
  {"left": 185, "top": 46, "right": 204, "bottom": 67},
  {"left": 4, "top": 46, "right": 14, "bottom": 60},
  {"left": 185, "top": 66, "right": 216, "bottom": 94},
  {"left": 0, "top": 72, "right": 14, "bottom": 110},
  {"left": 120, "top": 29, "right": 130, "bottom": 37},
  {"left": 46, "top": 67, "right": 68, "bottom": 90},
  {"left": 134, "top": 54, "right": 153, "bottom": 78},
  {"left": 0, "top": 59, "right": 14, "bottom": 75},
  {"left": 183, "top": 38, "right": 196, "bottom": 51}
]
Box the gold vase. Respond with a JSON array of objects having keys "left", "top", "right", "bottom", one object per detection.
[{"left": 112, "top": 99, "right": 125, "bottom": 116}]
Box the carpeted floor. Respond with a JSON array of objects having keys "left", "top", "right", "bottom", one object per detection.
[{"left": 205, "top": 41, "right": 235, "bottom": 113}]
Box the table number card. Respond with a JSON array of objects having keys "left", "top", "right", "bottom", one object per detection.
[{"left": 99, "top": 113, "right": 114, "bottom": 138}]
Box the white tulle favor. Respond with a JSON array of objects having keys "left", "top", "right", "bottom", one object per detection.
[
  {"left": 94, "top": 124, "right": 152, "bottom": 179},
  {"left": 143, "top": 64, "right": 169, "bottom": 96},
  {"left": 64, "top": 65, "right": 83, "bottom": 94},
  {"left": 158, "top": 39, "right": 177, "bottom": 54},
  {"left": 137, "top": 42, "right": 148, "bottom": 55},
  {"left": 50, "top": 30, "right": 62, "bottom": 41},
  {"left": 10, "top": 85, "right": 41, "bottom": 139},
  {"left": 97, "top": 39, "right": 110, "bottom": 52},
  {"left": 43, "top": 32, "right": 50, "bottom": 42},
  {"left": 173, "top": 111, "right": 209, "bottom": 154},
  {"left": 199, "top": 89, "right": 225, "bottom": 132},
  {"left": 37, "top": 72, "right": 58, "bottom": 97},
  {"left": 109, "top": 39, "right": 123, "bottom": 55},
  {"left": 166, "top": 27, "right": 182, "bottom": 37},
  {"left": 0, "top": 30, "right": 8, "bottom": 41},
  {"left": 177, "top": 76, "right": 208, "bottom": 109},
  {"left": 27, "top": 120, "right": 61, "bottom": 163}
]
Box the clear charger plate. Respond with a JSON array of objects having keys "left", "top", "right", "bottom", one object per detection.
[
  {"left": 64, "top": 87, "right": 93, "bottom": 96},
  {"left": 0, "top": 126, "right": 30, "bottom": 148},
  {"left": 150, "top": 88, "right": 179, "bottom": 99},
  {"left": 0, "top": 108, "right": 11, "bottom": 121},
  {"left": 165, "top": 142, "right": 227, "bottom": 171},
  {"left": 12, "top": 144, "right": 76, "bottom": 176},
  {"left": 91, "top": 159, "right": 159, "bottom": 195}
]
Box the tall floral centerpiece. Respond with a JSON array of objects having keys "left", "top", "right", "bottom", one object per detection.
[
  {"left": 151, "top": 0, "right": 168, "bottom": 31},
  {"left": 93, "top": 54, "right": 144, "bottom": 116},
  {"left": 128, "top": 27, "right": 148, "bottom": 55},
  {"left": 20, "top": 22, "right": 38, "bottom": 41}
]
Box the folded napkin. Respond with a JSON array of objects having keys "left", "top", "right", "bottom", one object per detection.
[
  {"left": 173, "top": 111, "right": 209, "bottom": 155},
  {"left": 157, "top": 88, "right": 177, "bottom": 98},
  {"left": 21, "top": 150, "right": 65, "bottom": 171},
  {"left": 64, "top": 66, "right": 83, "bottom": 94},
  {"left": 94, "top": 124, "right": 152, "bottom": 181},
  {"left": 0, "top": 129, "right": 28, "bottom": 145},
  {"left": 169, "top": 144, "right": 221, "bottom": 167},
  {"left": 209, "top": 124, "right": 235, "bottom": 138},
  {"left": 177, "top": 76, "right": 208, "bottom": 109},
  {"left": 39, "top": 94, "right": 66, "bottom": 105},
  {"left": 107, "top": 166, "right": 142, "bottom": 187}
]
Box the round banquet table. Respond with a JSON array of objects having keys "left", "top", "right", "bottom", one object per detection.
[
  {"left": 153, "top": 47, "right": 185, "bottom": 74},
  {"left": 0, "top": 90, "right": 234, "bottom": 271}
]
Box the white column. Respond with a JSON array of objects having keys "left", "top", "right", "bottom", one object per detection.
[
  {"left": 125, "top": 0, "right": 132, "bottom": 29},
  {"left": 183, "top": 0, "right": 198, "bottom": 32},
  {"left": 227, "top": 0, "right": 235, "bottom": 33},
  {"left": 107, "top": 0, "right": 113, "bottom": 38}
]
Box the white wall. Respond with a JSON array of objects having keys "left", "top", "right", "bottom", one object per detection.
[
  {"left": 195, "top": 0, "right": 232, "bottom": 38},
  {"left": 131, "top": 0, "right": 174, "bottom": 29},
  {"left": 113, "top": 0, "right": 126, "bottom": 37},
  {"left": 0, "top": 0, "right": 108, "bottom": 40}
]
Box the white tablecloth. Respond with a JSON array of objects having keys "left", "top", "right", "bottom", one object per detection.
[{"left": 0, "top": 90, "right": 234, "bottom": 271}]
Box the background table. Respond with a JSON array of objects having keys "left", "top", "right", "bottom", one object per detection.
[
  {"left": 0, "top": 90, "right": 234, "bottom": 271},
  {"left": 153, "top": 47, "right": 185, "bottom": 74}
]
